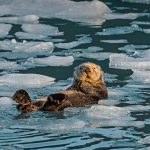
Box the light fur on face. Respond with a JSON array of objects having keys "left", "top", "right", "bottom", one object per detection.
[{"left": 74, "top": 62, "right": 104, "bottom": 83}]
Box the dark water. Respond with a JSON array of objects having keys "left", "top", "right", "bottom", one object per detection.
[{"left": 0, "top": 0, "right": 150, "bottom": 149}]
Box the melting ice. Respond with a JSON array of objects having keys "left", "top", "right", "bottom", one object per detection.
[{"left": 0, "top": 24, "right": 12, "bottom": 37}]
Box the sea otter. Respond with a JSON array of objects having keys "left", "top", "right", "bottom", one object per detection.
[{"left": 12, "top": 62, "right": 108, "bottom": 113}]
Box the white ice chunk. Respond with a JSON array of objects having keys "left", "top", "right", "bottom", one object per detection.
[
  {"left": 0, "top": 24, "right": 12, "bottom": 37},
  {"left": 55, "top": 36, "right": 92, "bottom": 49},
  {"left": 109, "top": 54, "right": 150, "bottom": 70},
  {"left": 97, "top": 25, "right": 142, "bottom": 36},
  {"left": 0, "top": 40, "right": 54, "bottom": 56},
  {"left": 25, "top": 56, "right": 74, "bottom": 67},
  {"left": 0, "top": 15, "right": 39, "bottom": 24},
  {"left": 143, "top": 29, "right": 150, "bottom": 34},
  {"left": 0, "top": 97, "right": 13, "bottom": 106},
  {"left": 0, "top": 58, "right": 24, "bottom": 71},
  {"left": 104, "top": 13, "right": 141, "bottom": 20},
  {"left": 0, "top": 0, "right": 111, "bottom": 25},
  {"left": 138, "top": 136, "right": 150, "bottom": 144},
  {"left": 101, "top": 39, "right": 128, "bottom": 44},
  {"left": 15, "top": 32, "right": 47, "bottom": 40},
  {"left": 122, "top": 0, "right": 150, "bottom": 4},
  {"left": 22, "top": 24, "right": 63, "bottom": 36},
  {"left": 0, "top": 73, "right": 55, "bottom": 89}
]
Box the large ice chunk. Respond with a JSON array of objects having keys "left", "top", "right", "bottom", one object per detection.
[
  {"left": 0, "top": 15, "right": 39, "bottom": 24},
  {"left": 0, "top": 24, "right": 12, "bottom": 37},
  {"left": 22, "top": 24, "right": 63, "bottom": 36},
  {"left": 24, "top": 56, "right": 74, "bottom": 67},
  {"left": 0, "top": 73, "right": 55, "bottom": 89},
  {"left": 0, "top": 0, "right": 111, "bottom": 25},
  {"left": 0, "top": 40, "right": 54, "bottom": 56},
  {"left": 109, "top": 54, "right": 150, "bottom": 70}
]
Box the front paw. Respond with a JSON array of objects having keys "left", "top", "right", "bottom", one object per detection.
[{"left": 48, "top": 93, "right": 66, "bottom": 104}]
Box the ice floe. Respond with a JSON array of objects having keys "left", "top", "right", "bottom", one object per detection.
[
  {"left": 0, "top": 40, "right": 54, "bottom": 56},
  {"left": 0, "top": 73, "right": 55, "bottom": 89},
  {"left": 101, "top": 39, "right": 128, "bottom": 44},
  {"left": 0, "top": 15, "right": 39, "bottom": 24},
  {"left": 109, "top": 54, "right": 150, "bottom": 70},
  {"left": 55, "top": 36, "right": 92, "bottom": 49},
  {"left": 138, "top": 136, "right": 150, "bottom": 144},
  {"left": 15, "top": 32, "right": 47, "bottom": 40},
  {"left": 0, "top": 0, "right": 111, "bottom": 25},
  {"left": 0, "top": 24, "right": 12, "bottom": 37},
  {"left": 22, "top": 24, "right": 63, "bottom": 36},
  {"left": 122, "top": 0, "right": 150, "bottom": 4},
  {"left": 0, "top": 97, "right": 13, "bottom": 106},
  {"left": 0, "top": 58, "right": 24, "bottom": 71},
  {"left": 97, "top": 25, "right": 142, "bottom": 36},
  {"left": 24, "top": 56, "right": 74, "bottom": 67}
]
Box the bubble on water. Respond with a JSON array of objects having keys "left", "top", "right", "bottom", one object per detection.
[
  {"left": 0, "top": 0, "right": 111, "bottom": 25},
  {"left": 22, "top": 24, "right": 63, "bottom": 36},
  {"left": 109, "top": 53, "right": 150, "bottom": 71},
  {"left": 24, "top": 55, "right": 74, "bottom": 67},
  {"left": 0, "top": 24, "right": 12, "bottom": 37},
  {"left": 0, "top": 15, "right": 39, "bottom": 24},
  {"left": 0, "top": 73, "right": 55, "bottom": 89},
  {"left": 96, "top": 25, "right": 142, "bottom": 36}
]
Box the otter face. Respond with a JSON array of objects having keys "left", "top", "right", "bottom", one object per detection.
[{"left": 74, "top": 62, "right": 104, "bottom": 83}]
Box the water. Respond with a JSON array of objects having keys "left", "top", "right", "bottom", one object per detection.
[{"left": 0, "top": 0, "right": 150, "bottom": 149}]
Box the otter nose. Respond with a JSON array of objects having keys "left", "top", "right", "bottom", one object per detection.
[{"left": 84, "top": 67, "right": 91, "bottom": 73}]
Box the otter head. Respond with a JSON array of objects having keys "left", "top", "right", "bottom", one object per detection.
[
  {"left": 74, "top": 62, "right": 104, "bottom": 83},
  {"left": 12, "top": 89, "right": 31, "bottom": 105}
]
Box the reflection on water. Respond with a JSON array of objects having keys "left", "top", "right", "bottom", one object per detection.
[{"left": 0, "top": 0, "right": 150, "bottom": 149}]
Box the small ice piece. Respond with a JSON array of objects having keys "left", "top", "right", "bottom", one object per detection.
[
  {"left": 122, "top": 0, "right": 150, "bottom": 4},
  {"left": 131, "top": 70, "right": 150, "bottom": 83},
  {"left": 0, "top": 58, "right": 24, "bottom": 71},
  {"left": 0, "top": 73, "right": 55, "bottom": 89},
  {"left": 0, "top": 15, "right": 39, "bottom": 24},
  {"left": 15, "top": 32, "right": 47, "bottom": 40},
  {"left": 109, "top": 53, "right": 150, "bottom": 70},
  {"left": 143, "top": 29, "right": 150, "bottom": 34},
  {"left": 25, "top": 56, "right": 74, "bottom": 67},
  {"left": 97, "top": 25, "right": 142, "bottom": 36},
  {"left": 55, "top": 36, "right": 92, "bottom": 49},
  {"left": 22, "top": 24, "right": 63, "bottom": 36},
  {"left": 0, "top": 97, "right": 13, "bottom": 106},
  {"left": 101, "top": 39, "right": 128, "bottom": 44},
  {"left": 138, "top": 136, "right": 150, "bottom": 144},
  {"left": 0, "top": 24, "right": 12, "bottom": 37},
  {"left": 131, "top": 21, "right": 150, "bottom": 25},
  {"left": 104, "top": 13, "right": 140, "bottom": 20},
  {"left": 0, "top": 40, "right": 54, "bottom": 56}
]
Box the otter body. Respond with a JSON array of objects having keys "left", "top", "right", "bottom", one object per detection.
[{"left": 13, "top": 62, "right": 108, "bottom": 113}]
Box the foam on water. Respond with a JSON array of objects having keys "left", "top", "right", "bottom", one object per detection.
[
  {"left": 0, "top": 73, "right": 55, "bottom": 89},
  {"left": 0, "top": 15, "right": 39, "bottom": 24},
  {"left": 0, "top": 24, "right": 12, "bottom": 37},
  {"left": 0, "top": 0, "right": 111, "bottom": 25},
  {"left": 22, "top": 24, "right": 63, "bottom": 36},
  {"left": 97, "top": 25, "right": 142, "bottom": 36},
  {"left": 0, "top": 40, "right": 54, "bottom": 56},
  {"left": 24, "top": 56, "right": 74, "bottom": 67},
  {"left": 109, "top": 53, "right": 150, "bottom": 70}
]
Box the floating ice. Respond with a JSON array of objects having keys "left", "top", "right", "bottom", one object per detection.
[
  {"left": 15, "top": 32, "right": 47, "bottom": 40},
  {"left": 0, "top": 97, "right": 13, "bottom": 105},
  {"left": 55, "top": 36, "right": 92, "bottom": 49},
  {"left": 122, "top": 0, "right": 150, "bottom": 4},
  {"left": 97, "top": 25, "right": 142, "bottom": 36},
  {"left": 0, "top": 58, "right": 24, "bottom": 71},
  {"left": 104, "top": 13, "right": 140, "bottom": 20},
  {"left": 101, "top": 39, "right": 128, "bottom": 44},
  {"left": 0, "top": 0, "right": 111, "bottom": 25},
  {"left": 143, "top": 29, "right": 150, "bottom": 34},
  {"left": 0, "top": 40, "right": 54, "bottom": 56},
  {"left": 109, "top": 54, "right": 150, "bottom": 70},
  {"left": 0, "top": 15, "right": 39, "bottom": 24},
  {"left": 24, "top": 56, "right": 74, "bottom": 67},
  {"left": 0, "top": 73, "right": 55, "bottom": 89},
  {"left": 138, "top": 136, "right": 150, "bottom": 144},
  {"left": 22, "top": 24, "right": 63, "bottom": 36},
  {"left": 0, "top": 24, "right": 12, "bottom": 37}
]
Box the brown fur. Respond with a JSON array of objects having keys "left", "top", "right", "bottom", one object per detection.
[{"left": 12, "top": 62, "right": 108, "bottom": 113}]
